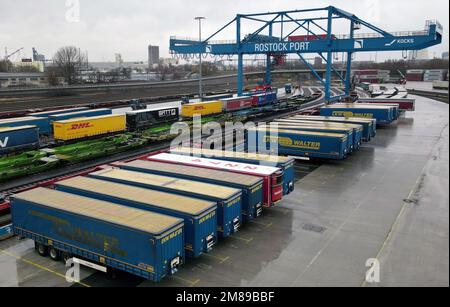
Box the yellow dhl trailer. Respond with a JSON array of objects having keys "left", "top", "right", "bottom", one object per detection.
[
  {"left": 53, "top": 114, "right": 126, "bottom": 141},
  {"left": 181, "top": 101, "right": 222, "bottom": 118}
]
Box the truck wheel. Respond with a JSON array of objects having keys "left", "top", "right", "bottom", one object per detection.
[
  {"left": 62, "top": 252, "right": 72, "bottom": 264},
  {"left": 36, "top": 243, "right": 48, "bottom": 257},
  {"left": 49, "top": 247, "right": 61, "bottom": 261}
]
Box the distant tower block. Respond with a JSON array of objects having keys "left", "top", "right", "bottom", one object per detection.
[{"left": 148, "top": 45, "right": 160, "bottom": 68}]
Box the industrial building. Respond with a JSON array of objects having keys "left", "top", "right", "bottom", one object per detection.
[{"left": 148, "top": 45, "right": 160, "bottom": 68}]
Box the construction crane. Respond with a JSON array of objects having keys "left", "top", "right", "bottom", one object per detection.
[
  {"left": 4, "top": 47, "right": 24, "bottom": 61},
  {"left": 169, "top": 6, "right": 443, "bottom": 101}
]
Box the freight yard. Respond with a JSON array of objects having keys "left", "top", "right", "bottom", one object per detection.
[{"left": 0, "top": 1, "right": 449, "bottom": 291}]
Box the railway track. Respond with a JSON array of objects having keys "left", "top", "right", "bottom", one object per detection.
[
  {"left": 0, "top": 96, "right": 325, "bottom": 198},
  {"left": 407, "top": 89, "right": 448, "bottom": 103}
]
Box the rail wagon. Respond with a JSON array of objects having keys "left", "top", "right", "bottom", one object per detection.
[
  {"left": 170, "top": 147, "right": 295, "bottom": 195},
  {"left": 54, "top": 176, "right": 217, "bottom": 258},
  {"left": 11, "top": 188, "right": 184, "bottom": 282},
  {"left": 0, "top": 125, "right": 40, "bottom": 155},
  {"left": 247, "top": 127, "right": 348, "bottom": 160},
  {"left": 146, "top": 153, "right": 284, "bottom": 208},
  {"left": 320, "top": 105, "right": 394, "bottom": 125},
  {"left": 53, "top": 114, "right": 126, "bottom": 141},
  {"left": 181, "top": 101, "right": 222, "bottom": 118},
  {"left": 88, "top": 168, "right": 242, "bottom": 238},
  {"left": 114, "top": 160, "right": 264, "bottom": 221},
  {"left": 288, "top": 115, "right": 377, "bottom": 141},
  {"left": 272, "top": 121, "right": 361, "bottom": 152}
]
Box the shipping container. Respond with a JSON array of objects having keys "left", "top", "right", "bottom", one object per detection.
[
  {"left": 49, "top": 108, "right": 112, "bottom": 123},
  {"left": 126, "top": 107, "right": 179, "bottom": 130},
  {"left": 289, "top": 115, "right": 377, "bottom": 141},
  {"left": 252, "top": 92, "right": 277, "bottom": 106},
  {"left": 170, "top": 148, "right": 295, "bottom": 195},
  {"left": 272, "top": 122, "right": 359, "bottom": 152},
  {"left": 0, "top": 125, "right": 40, "bottom": 155},
  {"left": 247, "top": 127, "right": 348, "bottom": 160},
  {"left": 11, "top": 188, "right": 184, "bottom": 282},
  {"left": 203, "top": 93, "right": 233, "bottom": 101},
  {"left": 220, "top": 96, "right": 254, "bottom": 112},
  {"left": 54, "top": 176, "right": 217, "bottom": 258},
  {"left": 320, "top": 105, "right": 394, "bottom": 125},
  {"left": 115, "top": 160, "right": 264, "bottom": 221},
  {"left": 88, "top": 168, "right": 241, "bottom": 238},
  {"left": 53, "top": 114, "right": 126, "bottom": 141},
  {"left": 181, "top": 101, "right": 223, "bottom": 118},
  {"left": 29, "top": 107, "right": 89, "bottom": 118},
  {"left": 0, "top": 116, "right": 51, "bottom": 135},
  {"left": 146, "top": 153, "right": 284, "bottom": 208}
]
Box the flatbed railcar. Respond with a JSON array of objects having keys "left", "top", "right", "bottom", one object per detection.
[
  {"left": 289, "top": 115, "right": 377, "bottom": 141},
  {"left": 146, "top": 153, "right": 284, "bottom": 208},
  {"left": 11, "top": 188, "right": 185, "bottom": 282},
  {"left": 0, "top": 126, "right": 40, "bottom": 155},
  {"left": 169, "top": 147, "right": 295, "bottom": 196},
  {"left": 87, "top": 168, "right": 242, "bottom": 238},
  {"left": 247, "top": 127, "right": 348, "bottom": 160},
  {"left": 54, "top": 176, "right": 217, "bottom": 258},
  {"left": 114, "top": 160, "right": 264, "bottom": 221}
]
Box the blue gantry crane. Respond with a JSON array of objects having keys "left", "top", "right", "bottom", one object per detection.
[{"left": 170, "top": 6, "right": 443, "bottom": 101}]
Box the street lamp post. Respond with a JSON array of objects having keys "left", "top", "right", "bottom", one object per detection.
[{"left": 195, "top": 16, "right": 206, "bottom": 100}]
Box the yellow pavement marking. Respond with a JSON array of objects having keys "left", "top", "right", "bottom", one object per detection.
[
  {"left": 0, "top": 248, "right": 91, "bottom": 288},
  {"left": 171, "top": 275, "right": 201, "bottom": 287},
  {"left": 203, "top": 253, "right": 230, "bottom": 264},
  {"left": 230, "top": 235, "right": 254, "bottom": 244},
  {"left": 249, "top": 220, "right": 273, "bottom": 228}
]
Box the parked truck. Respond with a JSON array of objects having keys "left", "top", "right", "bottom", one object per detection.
[{"left": 11, "top": 188, "right": 185, "bottom": 282}]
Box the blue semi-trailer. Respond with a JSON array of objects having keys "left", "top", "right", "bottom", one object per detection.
[
  {"left": 288, "top": 115, "right": 377, "bottom": 141},
  {"left": 115, "top": 159, "right": 264, "bottom": 221},
  {"left": 320, "top": 104, "right": 395, "bottom": 126},
  {"left": 54, "top": 176, "right": 218, "bottom": 258},
  {"left": 86, "top": 168, "right": 242, "bottom": 239},
  {"left": 247, "top": 127, "right": 348, "bottom": 160},
  {"left": 11, "top": 188, "right": 185, "bottom": 282},
  {"left": 273, "top": 121, "right": 362, "bottom": 152},
  {"left": 0, "top": 125, "right": 40, "bottom": 155},
  {"left": 170, "top": 147, "right": 296, "bottom": 196}
]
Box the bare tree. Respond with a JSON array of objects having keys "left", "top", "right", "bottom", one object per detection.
[{"left": 53, "top": 46, "right": 87, "bottom": 85}]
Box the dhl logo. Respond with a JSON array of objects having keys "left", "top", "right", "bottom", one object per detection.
[
  {"left": 264, "top": 136, "right": 321, "bottom": 150},
  {"left": 194, "top": 106, "right": 206, "bottom": 111},
  {"left": 199, "top": 211, "right": 216, "bottom": 224},
  {"left": 70, "top": 123, "right": 93, "bottom": 130},
  {"left": 161, "top": 228, "right": 183, "bottom": 244},
  {"left": 332, "top": 111, "right": 374, "bottom": 118}
]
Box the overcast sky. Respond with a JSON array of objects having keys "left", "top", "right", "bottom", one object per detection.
[{"left": 0, "top": 0, "right": 448, "bottom": 62}]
